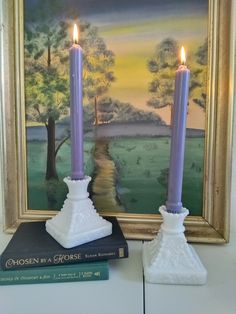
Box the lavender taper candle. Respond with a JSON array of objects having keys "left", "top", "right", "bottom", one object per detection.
[
  {"left": 166, "top": 47, "right": 190, "bottom": 213},
  {"left": 70, "top": 24, "right": 84, "bottom": 180}
]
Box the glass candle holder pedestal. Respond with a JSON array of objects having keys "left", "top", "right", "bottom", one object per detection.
[
  {"left": 46, "top": 176, "right": 112, "bottom": 248},
  {"left": 143, "top": 205, "right": 207, "bottom": 285}
]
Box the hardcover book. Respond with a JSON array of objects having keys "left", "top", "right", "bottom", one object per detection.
[
  {"left": 1, "top": 217, "right": 128, "bottom": 270},
  {"left": 0, "top": 260, "right": 109, "bottom": 285}
]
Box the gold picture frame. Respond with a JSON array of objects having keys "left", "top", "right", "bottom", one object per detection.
[{"left": 0, "top": 0, "right": 234, "bottom": 243}]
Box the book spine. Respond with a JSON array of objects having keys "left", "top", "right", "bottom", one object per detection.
[
  {"left": 0, "top": 264, "right": 108, "bottom": 285},
  {"left": 1, "top": 245, "right": 128, "bottom": 270}
]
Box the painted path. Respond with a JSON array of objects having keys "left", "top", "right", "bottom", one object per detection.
[{"left": 92, "top": 139, "right": 125, "bottom": 212}]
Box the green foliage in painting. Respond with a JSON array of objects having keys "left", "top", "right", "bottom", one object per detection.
[
  {"left": 25, "top": 10, "right": 115, "bottom": 180},
  {"left": 97, "top": 97, "right": 165, "bottom": 124},
  {"left": 25, "top": 21, "right": 70, "bottom": 124},
  {"left": 147, "top": 38, "right": 208, "bottom": 110},
  {"left": 147, "top": 38, "right": 179, "bottom": 109},
  {"left": 190, "top": 39, "right": 208, "bottom": 109},
  {"left": 80, "top": 23, "right": 116, "bottom": 125},
  {"left": 25, "top": 19, "right": 70, "bottom": 180}
]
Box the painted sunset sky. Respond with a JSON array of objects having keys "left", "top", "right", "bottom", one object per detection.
[{"left": 25, "top": 0, "right": 208, "bottom": 129}]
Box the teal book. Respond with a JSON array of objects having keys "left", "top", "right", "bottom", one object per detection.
[{"left": 0, "top": 260, "right": 109, "bottom": 285}]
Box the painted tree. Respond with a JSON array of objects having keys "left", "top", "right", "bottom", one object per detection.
[
  {"left": 147, "top": 38, "right": 208, "bottom": 111},
  {"left": 190, "top": 39, "right": 208, "bottom": 109},
  {"left": 147, "top": 38, "right": 178, "bottom": 109},
  {"left": 81, "top": 25, "right": 115, "bottom": 125},
  {"left": 25, "top": 20, "right": 115, "bottom": 180},
  {"left": 25, "top": 21, "right": 70, "bottom": 180}
]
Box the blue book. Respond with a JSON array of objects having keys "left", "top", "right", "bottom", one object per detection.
[{"left": 1, "top": 217, "right": 128, "bottom": 270}]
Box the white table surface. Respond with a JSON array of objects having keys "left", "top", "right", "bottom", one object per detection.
[{"left": 0, "top": 233, "right": 235, "bottom": 314}]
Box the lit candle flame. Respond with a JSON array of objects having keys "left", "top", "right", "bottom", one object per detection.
[
  {"left": 181, "top": 46, "right": 186, "bottom": 65},
  {"left": 73, "top": 24, "right": 79, "bottom": 44}
]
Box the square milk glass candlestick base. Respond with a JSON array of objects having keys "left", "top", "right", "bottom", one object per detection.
[
  {"left": 143, "top": 206, "right": 207, "bottom": 285},
  {"left": 46, "top": 176, "right": 112, "bottom": 249}
]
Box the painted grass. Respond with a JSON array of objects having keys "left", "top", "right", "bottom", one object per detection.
[
  {"left": 109, "top": 137, "right": 204, "bottom": 215},
  {"left": 27, "top": 140, "right": 95, "bottom": 210},
  {"left": 27, "top": 137, "right": 204, "bottom": 216}
]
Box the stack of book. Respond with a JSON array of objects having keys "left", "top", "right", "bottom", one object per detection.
[{"left": 0, "top": 217, "right": 128, "bottom": 285}]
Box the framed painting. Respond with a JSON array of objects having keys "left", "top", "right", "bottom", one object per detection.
[{"left": 0, "top": 0, "right": 234, "bottom": 242}]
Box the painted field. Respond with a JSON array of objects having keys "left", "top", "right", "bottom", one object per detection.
[
  {"left": 27, "top": 136, "right": 204, "bottom": 216},
  {"left": 27, "top": 140, "right": 95, "bottom": 209},
  {"left": 109, "top": 137, "right": 204, "bottom": 216}
]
